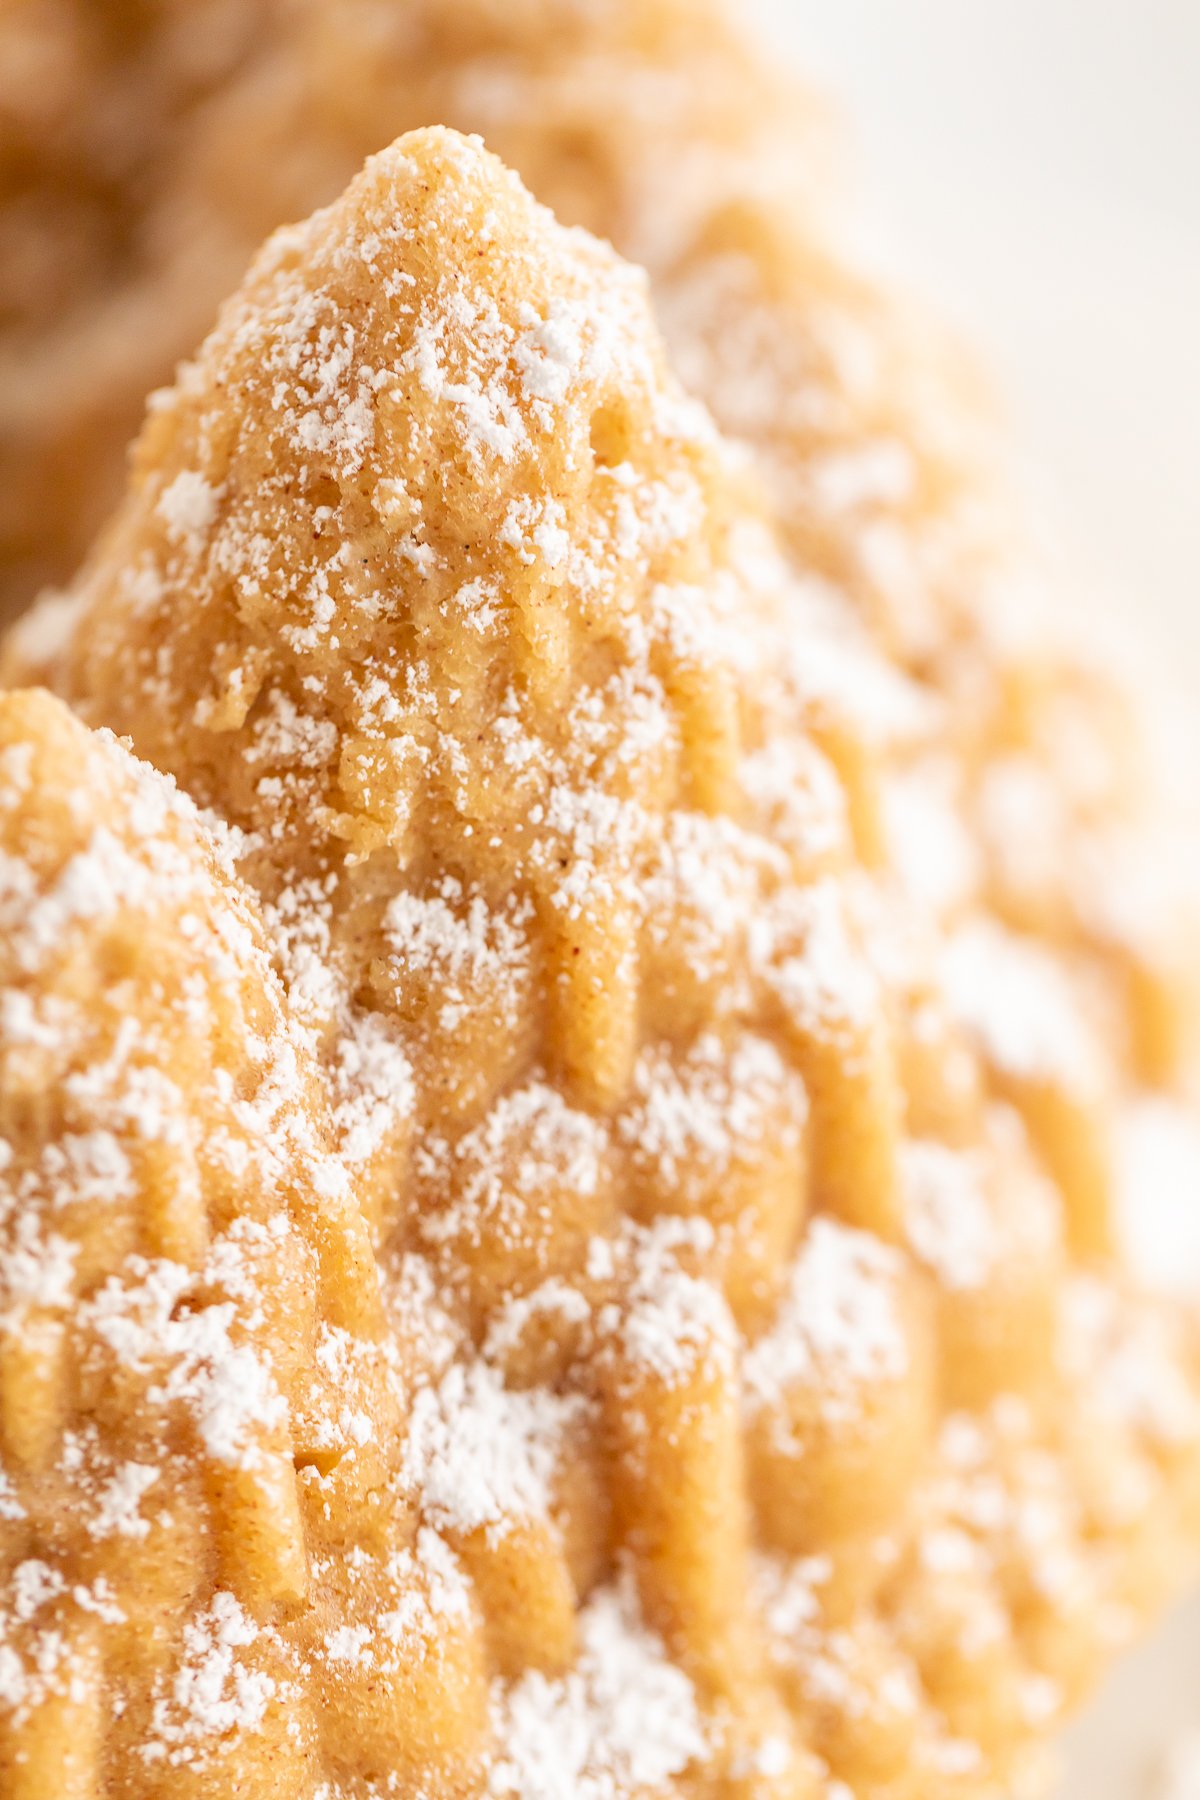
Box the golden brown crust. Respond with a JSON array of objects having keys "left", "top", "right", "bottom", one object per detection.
[
  {"left": 0, "top": 690, "right": 425, "bottom": 1798},
  {"left": 0, "top": 0, "right": 824, "bottom": 613},
  {"left": 2, "top": 123, "right": 1199, "bottom": 1800}
]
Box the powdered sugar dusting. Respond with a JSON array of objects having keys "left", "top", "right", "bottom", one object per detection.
[
  {"left": 903, "top": 1141, "right": 997, "bottom": 1291},
  {"left": 157, "top": 470, "right": 220, "bottom": 552},
  {"left": 403, "top": 1359, "right": 583, "bottom": 1539},
  {"left": 488, "top": 1575, "right": 708, "bottom": 1800},
  {"left": 1117, "top": 1100, "right": 1200, "bottom": 1295},
  {"left": 942, "top": 918, "right": 1104, "bottom": 1091},
  {"left": 1, "top": 98, "right": 1197, "bottom": 1800},
  {"left": 744, "top": 1219, "right": 909, "bottom": 1424},
  {"left": 142, "top": 1594, "right": 277, "bottom": 1764}
]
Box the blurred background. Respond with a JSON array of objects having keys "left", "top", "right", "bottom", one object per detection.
[
  {"left": 748, "top": 7, "right": 1200, "bottom": 1794},
  {"left": 752, "top": 0, "right": 1200, "bottom": 682}
]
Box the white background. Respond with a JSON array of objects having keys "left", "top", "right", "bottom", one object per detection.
[
  {"left": 749, "top": 0, "right": 1200, "bottom": 677},
  {"left": 746, "top": 5, "right": 1200, "bottom": 1796}
]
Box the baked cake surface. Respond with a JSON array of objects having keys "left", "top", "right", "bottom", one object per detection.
[
  {"left": 1, "top": 124, "right": 1199, "bottom": 1799},
  {"left": 0, "top": 0, "right": 818, "bottom": 613}
]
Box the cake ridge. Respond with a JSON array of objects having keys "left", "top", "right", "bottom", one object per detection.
[{"left": 0, "top": 85, "right": 1197, "bottom": 1800}]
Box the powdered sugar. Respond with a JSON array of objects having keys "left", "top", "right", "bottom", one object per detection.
[
  {"left": 903, "top": 1141, "right": 997, "bottom": 1291},
  {"left": 85, "top": 1258, "right": 287, "bottom": 1470},
  {"left": 91, "top": 1463, "right": 160, "bottom": 1540},
  {"left": 142, "top": 1594, "right": 276, "bottom": 1763},
  {"left": 943, "top": 918, "right": 1104, "bottom": 1092},
  {"left": 1, "top": 99, "right": 1196, "bottom": 1800},
  {"left": 489, "top": 1576, "right": 708, "bottom": 1800},
  {"left": 744, "top": 1219, "right": 909, "bottom": 1424},
  {"left": 619, "top": 1033, "right": 805, "bottom": 1198},
  {"left": 612, "top": 1257, "right": 736, "bottom": 1386},
  {"left": 404, "top": 1358, "right": 583, "bottom": 1539},
  {"left": 1116, "top": 1099, "right": 1200, "bottom": 1295},
  {"left": 157, "top": 471, "right": 219, "bottom": 552}
]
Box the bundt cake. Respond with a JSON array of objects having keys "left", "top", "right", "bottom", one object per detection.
[{"left": 1, "top": 122, "right": 1198, "bottom": 1799}]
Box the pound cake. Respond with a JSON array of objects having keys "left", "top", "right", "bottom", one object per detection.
[{"left": 2, "top": 124, "right": 1199, "bottom": 1799}]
